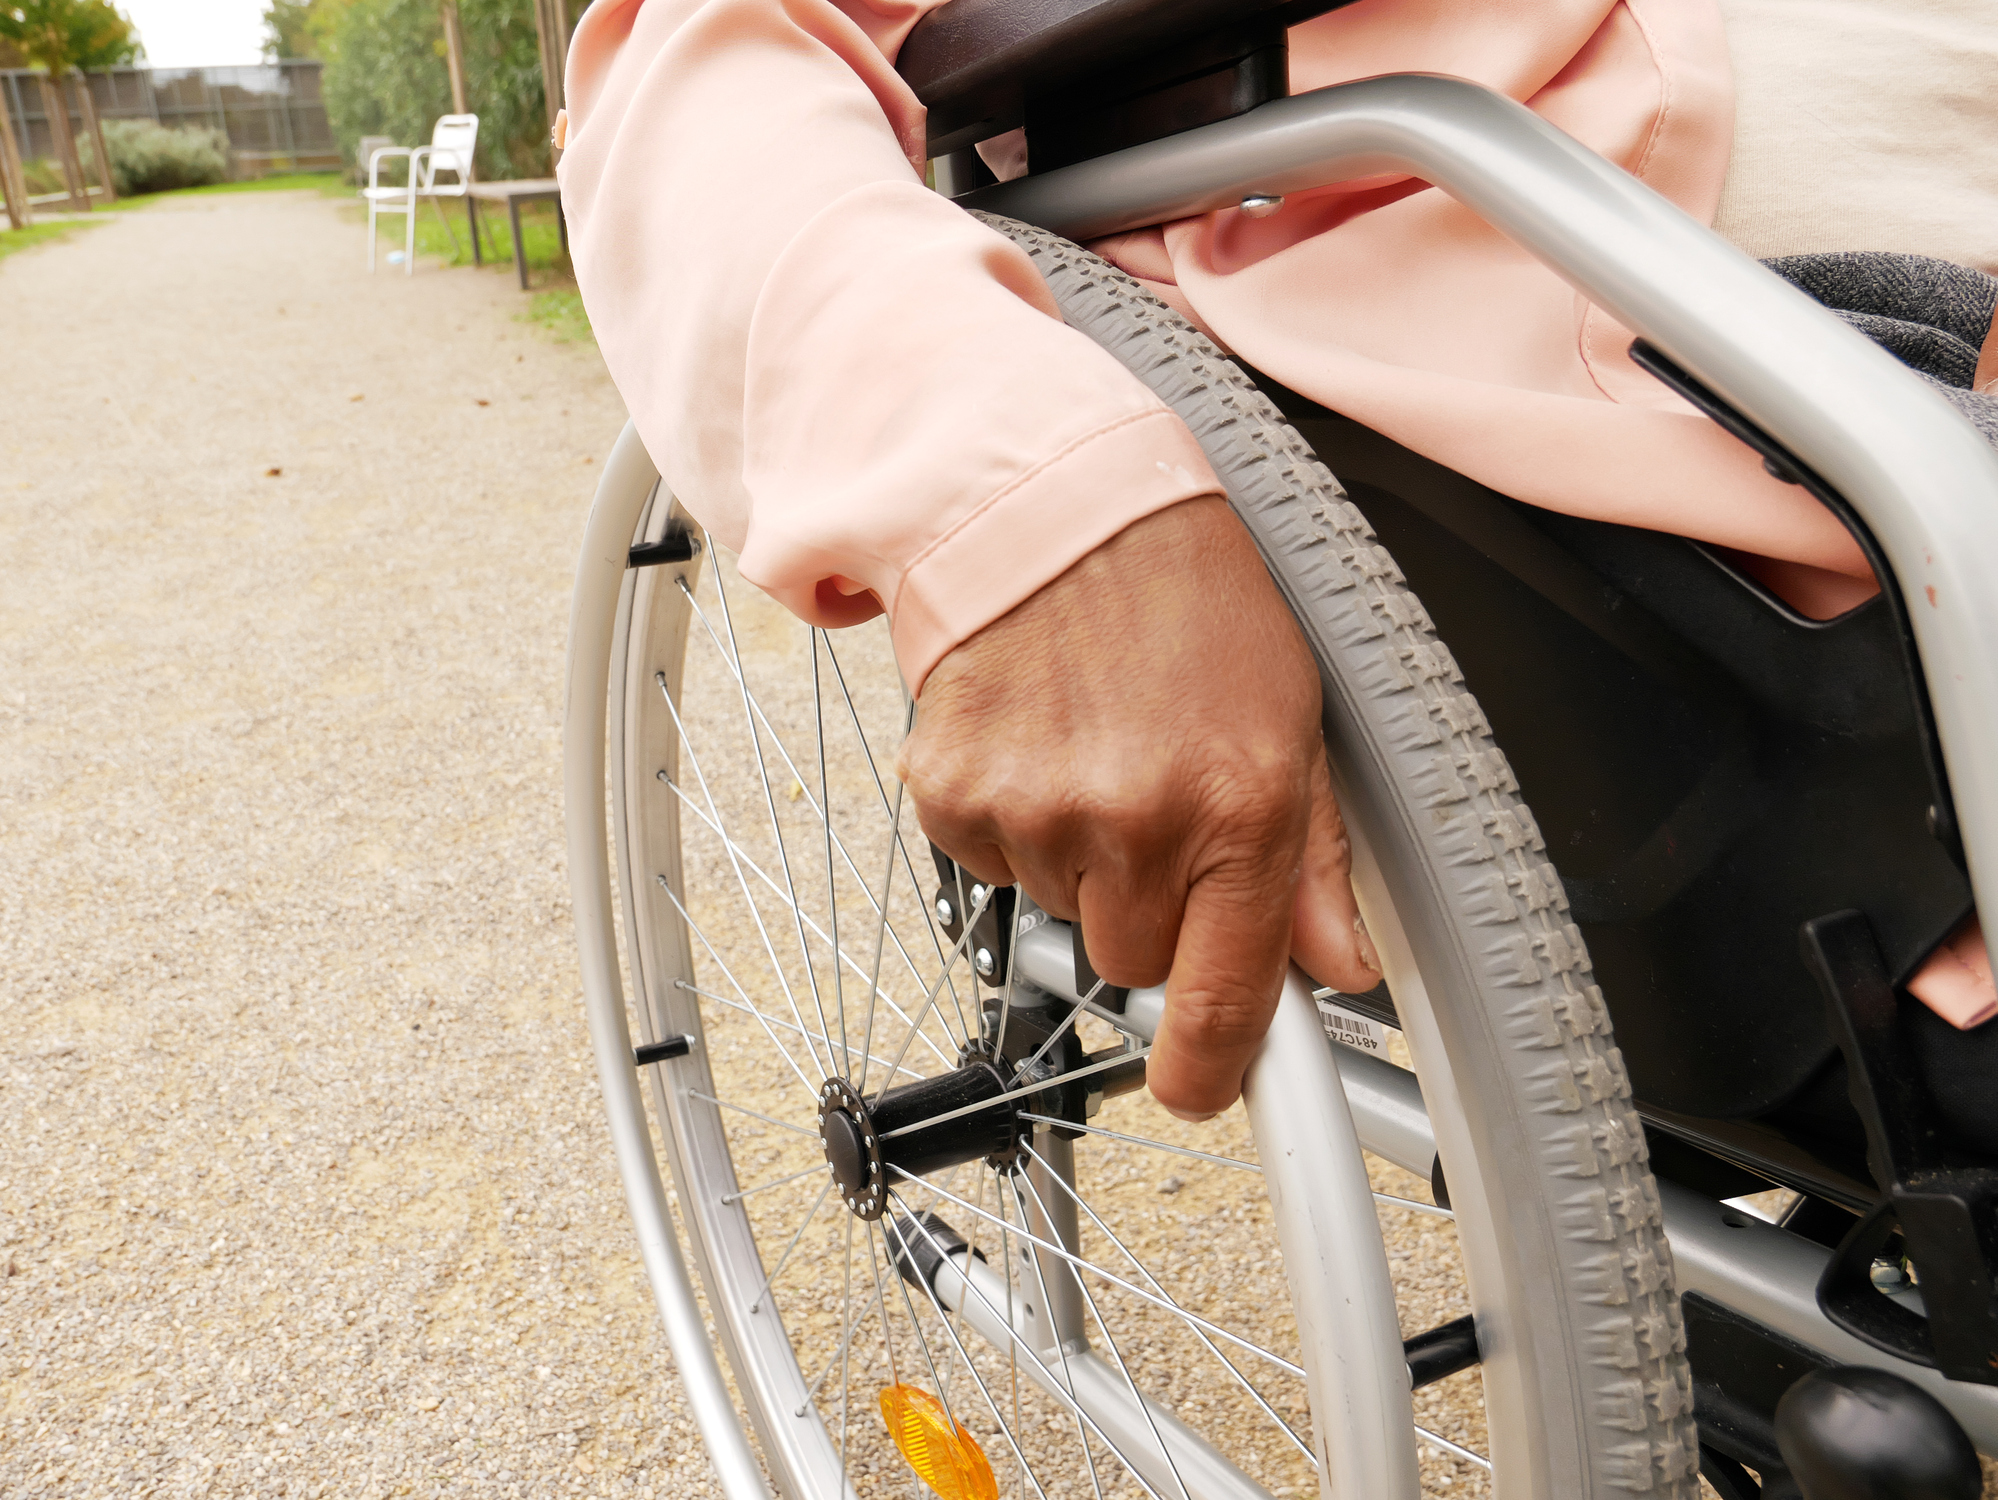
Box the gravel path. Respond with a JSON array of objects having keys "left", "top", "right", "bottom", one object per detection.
[{"left": 2, "top": 191, "right": 694, "bottom": 1499}]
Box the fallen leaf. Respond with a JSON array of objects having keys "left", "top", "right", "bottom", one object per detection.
[
  {"left": 264, "top": 467, "right": 282, "bottom": 478},
  {"left": 475, "top": 398, "right": 490, "bottom": 407},
  {"left": 349, "top": 393, "right": 365, "bottom": 402}
]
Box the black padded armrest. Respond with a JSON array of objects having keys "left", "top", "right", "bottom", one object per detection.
[{"left": 901, "top": 0, "right": 1358, "bottom": 156}]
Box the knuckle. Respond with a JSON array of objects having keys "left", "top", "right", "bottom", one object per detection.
[{"left": 1165, "top": 989, "right": 1276, "bottom": 1052}]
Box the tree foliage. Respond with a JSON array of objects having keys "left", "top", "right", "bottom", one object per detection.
[
  {"left": 316, "top": 0, "right": 578, "bottom": 180},
  {"left": 261, "top": 0, "right": 320, "bottom": 60},
  {"left": 0, "top": 0, "right": 141, "bottom": 74}
]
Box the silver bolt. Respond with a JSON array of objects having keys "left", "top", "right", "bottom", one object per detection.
[
  {"left": 974, "top": 947, "right": 997, "bottom": 978},
  {"left": 971, "top": 883, "right": 988, "bottom": 904},
  {"left": 1239, "top": 194, "right": 1283, "bottom": 218},
  {"left": 934, "top": 895, "right": 956, "bottom": 926}
]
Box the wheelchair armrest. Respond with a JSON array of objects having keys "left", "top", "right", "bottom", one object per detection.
[{"left": 900, "top": 0, "right": 1359, "bottom": 156}]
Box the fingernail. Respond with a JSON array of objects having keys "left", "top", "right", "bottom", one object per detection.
[
  {"left": 1354, "top": 914, "right": 1382, "bottom": 975},
  {"left": 1166, "top": 1108, "right": 1219, "bottom": 1124}
]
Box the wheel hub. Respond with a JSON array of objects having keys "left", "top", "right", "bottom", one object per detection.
[
  {"left": 818, "top": 1055, "right": 1021, "bottom": 1222},
  {"left": 817, "top": 1077, "right": 888, "bottom": 1219}
]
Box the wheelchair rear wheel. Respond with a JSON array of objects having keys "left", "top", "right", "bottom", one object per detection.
[{"left": 594, "top": 224, "right": 1697, "bottom": 1499}]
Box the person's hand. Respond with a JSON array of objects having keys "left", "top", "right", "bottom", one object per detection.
[{"left": 899, "top": 496, "right": 1381, "bottom": 1119}]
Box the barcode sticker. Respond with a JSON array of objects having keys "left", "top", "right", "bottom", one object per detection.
[{"left": 1316, "top": 997, "right": 1391, "bottom": 1056}]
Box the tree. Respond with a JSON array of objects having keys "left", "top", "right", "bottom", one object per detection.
[
  {"left": 262, "top": 0, "right": 316, "bottom": 60},
  {"left": 0, "top": 0, "right": 141, "bottom": 73},
  {"left": 320, "top": 0, "right": 579, "bottom": 180},
  {"left": 261, "top": 0, "right": 353, "bottom": 63},
  {"left": 0, "top": 0, "right": 138, "bottom": 211}
]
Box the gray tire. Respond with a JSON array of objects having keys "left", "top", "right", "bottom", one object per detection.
[{"left": 979, "top": 211, "right": 1700, "bottom": 1498}]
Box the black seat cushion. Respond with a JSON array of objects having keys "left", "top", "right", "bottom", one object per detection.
[{"left": 900, "top": 0, "right": 1357, "bottom": 155}]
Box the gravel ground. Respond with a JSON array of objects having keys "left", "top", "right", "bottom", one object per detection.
[{"left": 2, "top": 191, "right": 687, "bottom": 1499}]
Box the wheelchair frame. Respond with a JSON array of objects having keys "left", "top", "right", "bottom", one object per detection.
[{"left": 564, "top": 70, "right": 1998, "bottom": 1498}]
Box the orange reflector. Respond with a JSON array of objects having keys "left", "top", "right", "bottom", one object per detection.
[{"left": 879, "top": 1383, "right": 998, "bottom": 1500}]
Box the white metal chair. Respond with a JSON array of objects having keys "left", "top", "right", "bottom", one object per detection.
[{"left": 363, "top": 114, "right": 478, "bottom": 275}]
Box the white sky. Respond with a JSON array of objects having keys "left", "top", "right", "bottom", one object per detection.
[{"left": 120, "top": 0, "right": 270, "bottom": 69}]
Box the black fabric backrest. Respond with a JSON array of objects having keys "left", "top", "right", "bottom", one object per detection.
[{"left": 900, "top": 0, "right": 1357, "bottom": 155}]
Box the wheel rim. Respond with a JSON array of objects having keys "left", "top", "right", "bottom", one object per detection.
[{"left": 604, "top": 490, "right": 1514, "bottom": 1499}]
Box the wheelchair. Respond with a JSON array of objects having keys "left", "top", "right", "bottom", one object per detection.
[{"left": 562, "top": 0, "right": 1998, "bottom": 1495}]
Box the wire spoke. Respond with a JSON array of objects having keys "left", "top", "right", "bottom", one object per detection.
[
  {"left": 1017, "top": 1115, "right": 1261, "bottom": 1173},
  {"left": 868, "top": 882, "right": 997, "bottom": 1100},
  {"left": 746, "top": 1178, "right": 835, "bottom": 1315},
  {"left": 891, "top": 1167, "right": 1302, "bottom": 1379},
  {"left": 1000, "top": 1174, "right": 1024, "bottom": 1500},
  {"left": 675, "top": 981, "right": 928, "bottom": 1086},
  {"left": 722, "top": 1162, "right": 827, "bottom": 1205},
  {"left": 879, "top": 1214, "right": 1052, "bottom": 1500},
  {"left": 677, "top": 581, "right": 945, "bottom": 1011},
  {"left": 865, "top": 1203, "right": 900, "bottom": 1387},
  {"left": 655, "top": 672, "right": 830, "bottom": 1080},
  {"left": 707, "top": 569, "right": 839, "bottom": 1078},
  {"left": 889, "top": 1190, "right": 1167, "bottom": 1500},
  {"left": 1375, "top": 1193, "right": 1455, "bottom": 1221},
  {"left": 687, "top": 1090, "right": 820, "bottom": 1139},
  {"left": 813, "top": 629, "right": 853, "bottom": 1083},
  {"left": 653, "top": 874, "right": 819, "bottom": 1096},
  {"left": 663, "top": 787, "right": 960, "bottom": 1075},
  {"left": 1013, "top": 1166, "right": 1193, "bottom": 1500},
  {"left": 1019, "top": 1139, "right": 1315, "bottom": 1465},
  {"left": 1007, "top": 981, "right": 1102, "bottom": 1083},
  {"left": 825, "top": 637, "right": 973, "bottom": 1041},
  {"left": 881, "top": 1221, "right": 967, "bottom": 1436},
  {"left": 880, "top": 1047, "right": 1153, "bottom": 1142},
  {"left": 1003, "top": 1174, "right": 1106, "bottom": 1500},
  {"left": 792, "top": 1223, "right": 877, "bottom": 1414},
  {"left": 857, "top": 775, "right": 908, "bottom": 1096},
  {"left": 838, "top": 1214, "right": 855, "bottom": 1464},
  {"left": 1417, "top": 1427, "right": 1491, "bottom": 1470}
]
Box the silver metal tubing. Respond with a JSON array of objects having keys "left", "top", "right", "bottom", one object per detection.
[
  {"left": 1660, "top": 1180, "right": 1998, "bottom": 1452},
  {"left": 970, "top": 73, "right": 1998, "bottom": 930},
  {"left": 565, "top": 421, "right": 770, "bottom": 1500},
  {"left": 1242, "top": 968, "right": 1420, "bottom": 1496},
  {"left": 934, "top": 1244, "right": 1277, "bottom": 1500},
  {"left": 1323, "top": 1029, "right": 1998, "bottom": 1452}
]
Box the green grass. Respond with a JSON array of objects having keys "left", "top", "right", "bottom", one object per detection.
[
  {"left": 140, "top": 171, "right": 347, "bottom": 201},
  {"left": 0, "top": 216, "right": 107, "bottom": 261},
  {"left": 520, "top": 289, "right": 592, "bottom": 343},
  {"left": 369, "top": 195, "right": 573, "bottom": 281}
]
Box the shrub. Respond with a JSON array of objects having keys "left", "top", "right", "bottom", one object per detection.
[{"left": 101, "top": 118, "right": 230, "bottom": 196}]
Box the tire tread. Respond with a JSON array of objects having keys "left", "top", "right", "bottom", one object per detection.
[{"left": 977, "top": 210, "right": 1698, "bottom": 1495}]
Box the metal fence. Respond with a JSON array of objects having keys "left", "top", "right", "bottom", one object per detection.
[{"left": 2, "top": 63, "right": 337, "bottom": 179}]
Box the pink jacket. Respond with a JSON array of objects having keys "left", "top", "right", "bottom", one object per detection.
[{"left": 557, "top": 0, "right": 1990, "bottom": 1029}]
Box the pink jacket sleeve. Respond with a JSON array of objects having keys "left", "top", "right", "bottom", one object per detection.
[{"left": 557, "top": 0, "right": 1224, "bottom": 691}]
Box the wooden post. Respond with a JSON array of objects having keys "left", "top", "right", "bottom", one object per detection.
[
  {"left": 38, "top": 72, "right": 89, "bottom": 211},
  {"left": 0, "top": 83, "right": 31, "bottom": 229},
  {"left": 72, "top": 71, "right": 115, "bottom": 203},
  {"left": 531, "top": 0, "right": 568, "bottom": 155},
  {"left": 439, "top": 2, "right": 468, "bottom": 118}
]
